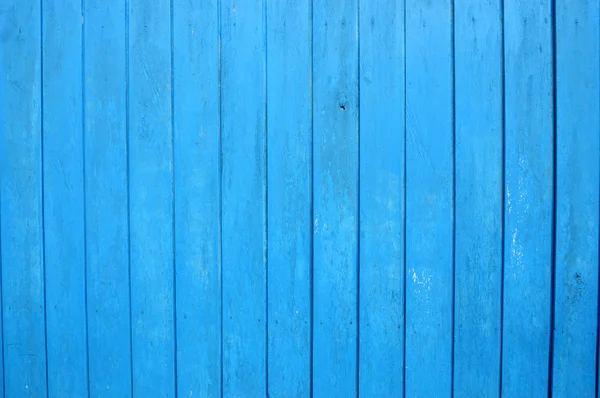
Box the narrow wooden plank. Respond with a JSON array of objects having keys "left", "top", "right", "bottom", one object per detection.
[
  {"left": 172, "top": 0, "right": 221, "bottom": 396},
  {"left": 502, "top": 0, "right": 554, "bottom": 394},
  {"left": 41, "top": 1, "right": 88, "bottom": 395},
  {"left": 453, "top": 0, "right": 503, "bottom": 395},
  {"left": 312, "top": 0, "right": 359, "bottom": 395},
  {"left": 220, "top": 1, "right": 267, "bottom": 396},
  {"left": 552, "top": 0, "right": 600, "bottom": 395},
  {"left": 84, "top": 0, "right": 132, "bottom": 395},
  {"left": 0, "top": 0, "right": 48, "bottom": 395},
  {"left": 128, "top": 0, "right": 176, "bottom": 395},
  {"left": 0, "top": 123, "right": 4, "bottom": 396},
  {"left": 266, "top": 0, "right": 312, "bottom": 395},
  {"left": 358, "top": 1, "right": 405, "bottom": 396},
  {"left": 404, "top": 0, "right": 454, "bottom": 396}
]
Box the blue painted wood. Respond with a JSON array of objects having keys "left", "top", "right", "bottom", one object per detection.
[
  {"left": 128, "top": 0, "right": 176, "bottom": 395},
  {"left": 0, "top": 132, "right": 3, "bottom": 395},
  {"left": 312, "top": 1, "right": 359, "bottom": 396},
  {"left": 502, "top": 0, "right": 554, "bottom": 395},
  {"left": 0, "top": 0, "right": 48, "bottom": 395},
  {"left": 0, "top": 79, "right": 5, "bottom": 397},
  {"left": 454, "top": 0, "right": 503, "bottom": 396},
  {"left": 405, "top": 0, "right": 454, "bottom": 396},
  {"left": 358, "top": 1, "right": 405, "bottom": 396},
  {"left": 172, "top": 0, "right": 221, "bottom": 396},
  {"left": 1, "top": 3, "right": 600, "bottom": 396},
  {"left": 84, "top": 0, "right": 132, "bottom": 395},
  {"left": 266, "top": 0, "right": 312, "bottom": 396},
  {"left": 220, "top": 1, "right": 267, "bottom": 396},
  {"left": 41, "top": 0, "right": 88, "bottom": 395},
  {"left": 552, "top": 0, "right": 600, "bottom": 395}
]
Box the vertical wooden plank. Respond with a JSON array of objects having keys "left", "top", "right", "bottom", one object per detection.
[
  {"left": 454, "top": 0, "right": 503, "bottom": 396},
  {"left": 404, "top": 0, "right": 454, "bottom": 396},
  {"left": 502, "top": 0, "right": 554, "bottom": 394},
  {"left": 172, "top": 0, "right": 221, "bottom": 396},
  {"left": 128, "top": 0, "right": 176, "bottom": 395},
  {"left": 358, "top": 0, "right": 405, "bottom": 396},
  {"left": 312, "top": 0, "right": 359, "bottom": 396},
  {"left": 0, "top": 119, "right": 4, "bottom": 396},
  {"left": 0, "top": 0, "right": 48, "bottom": 395},
  {"left": 266, "top": 0, "right": 312, "bottom": 395},
  {"left": 220, "top": 1, "right": 267, "bottom": 396},
  {"left": 41, "top": 0, "right": 88, "bottom": 395},
  {"left": 552, "top": 0, "right": 600, "bottom": 395},
  {"left": 84, "top": 0, "right": 132, "bottom": 395}
]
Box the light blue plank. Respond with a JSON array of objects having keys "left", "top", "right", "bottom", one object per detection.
[
  {"left": 172, "top": 0, "right": 221, "bottom": 395},
  {"left": 454, "top": 0, "right": 503, "bottom": 396},
  {"left": 552, "top": 0, "right": 600, "bottom": 395},
  {"left": 266, "top": 0, "right": 311, "bottom": 395},
  {"left": 358, "top": 1, "right": 405, "bottom": 396},
  {"left": 0, "top": 0, "right": 48, "bottom": 395},
  {"left": 128, "top": 0, "right": 176, "bottom": 395},
  {"left": 404, "top": 0, "right": 454, "bottom": 396},
  {"left": 312, "top": 0, "right": 359, "bottom": 396},
  {"left": 41, "top": 1, "right": 88, "bottom": 395},
  {"left": 502, "top": 0, "right": 554, "bottom": 395},
  {"left": 84, "top": 0, "right": 132, "bottom": 395},
  {"left": 220, "top": 1, "right": 267, "bottom": 396}
]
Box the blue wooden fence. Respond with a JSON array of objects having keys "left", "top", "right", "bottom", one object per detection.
[{"left": 0, "top": 0, "right": 599, "bottom": 396}]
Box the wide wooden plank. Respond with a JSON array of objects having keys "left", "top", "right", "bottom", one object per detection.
[
  {"left": 0, "top": 0, "right": 48, "bottom": 395},
  {"left": 358, "top": 1, "right": 405, "bottom": 396},
  {"left": 502, "top": 0, "right": 554, "bottom": 395},
  {"left": 128, "top": 0, "right": 176, "bottom": 395},
  {"left": 84, "top": 0, "right": 132, "bottom": 395},
  {"left": 266, "top": 0, "right": 312, "bottom": 396},
  {"left": 404, "top": 0, "right": 454, "bottom": 396},
  {"left": 220, "top": 1, "right": 267, "bottom": 396},
  {"left": 552, "top": 0, "right": 600, "bottom": 395},
  {"left": 41, "top": 0, "right": 88, "bottom": 395},
  {"left": 172, "top": 0, "right": 221, "bottom": 395},
  {"left": 312, "top": 0, "right": 359, "bottom": 396},
  {"left": 454, "top": 0, "right": 503, "bottom": 396}
]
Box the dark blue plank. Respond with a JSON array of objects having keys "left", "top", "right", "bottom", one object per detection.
[
  {"left": 172, "top": 0, "right": 221, "bottom": 395},
  {"left": 358, "top": 1, "right": 405, "bottom": 396},
  {"left": 312, "top": 0, "right": 359, "bottom": 396},
  {"left": 266, "top": 0, "right": 312, "bottom": 395},
  {"left": 0, "top": 0, "right": 48, "bottom": 395},
  {"left": 454, "top": 0, "right": 503, "bottom": 395},
  {"left": 502, "top": 0, "right": 554, "bottom": 394},
  {"left": 220, "top": 1, "right": 267, "bottom": 396},
  {"left": 552, "top": 0, "right": 600, "bottom": 395},
  {"left": 404, "top": 0, "right": 454, "bottom": 396},
  {"left": 84, "top": 0, "right": 132, "bottom": 395},
  {"left": 128, "top": 0, "right": 176, "bottom": 395},
  {"left": 42, "top": 0, "right": 88, "bottom": 395}
]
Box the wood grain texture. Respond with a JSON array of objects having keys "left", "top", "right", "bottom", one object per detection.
[
  {"left": 84, "top": 0, "right": 132, "bottom": 395},
  {"left": 172, "top": 0, "right": 221, "bottom": 396},
  {"left": 358, "top": 1, "right": 405, "bottom": 396},
  {"left": 405, "top": 0, "right": 454, "bottom": 396},
  {"left": 454, "top": 0, "right": 503, "bottom": 395},
  {"left": 220, "top": 1, "right": 267, "bottom": 396},
  {"left": 266, "top": 0, "right": 312, "bottom": 395},
  {"left": 128, "top": 0, "right": 176, "bottom": 395},
  {"left": 502, "top": 0, "right": 554, "bottom": 395},
  {"left": 552, "top": 0, "right": 600, "bottom": 395},
  {"left": 42, "top": 0, "right": 88, "bottom": 395},
  {"left": 312, "top": 1, "right": 359, "bottom": 396},
  {"left": 0, "top": 0, "right": 48, "bottom": 395}
]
